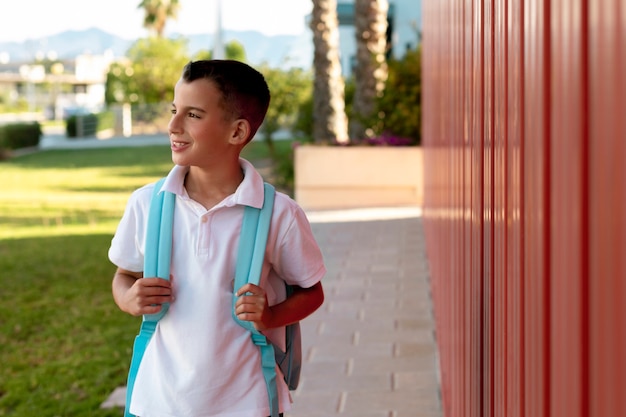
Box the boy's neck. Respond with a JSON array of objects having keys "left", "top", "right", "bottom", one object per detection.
[{"left": 184, "top": 161, "right": 244, "bottom": 210}]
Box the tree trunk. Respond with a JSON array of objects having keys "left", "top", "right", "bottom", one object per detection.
[
  {"left": 352, "top": 0, "right": 389, "bottom": 139},
  {"left": 310, "top": 0, "right": 349, "bottom": 144}
]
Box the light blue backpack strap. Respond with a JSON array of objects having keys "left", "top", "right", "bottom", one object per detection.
[
  {"left": 124, "top": 321, "right": 156, "bottom": 417},
  {"left": 144, "top": 178, "right": 175, "bottom": 322},
  {"left": 233, "top": 183, "right": 279, "bottom": 417},
  {"left": 233, "top": 183, "right": 275, "bottom": 326},
  {"left": 247, "top": 183, "right": 275, "bottom": 287},
  {"left": 125, "top": 177, "right": 175, "bottom": 417}
]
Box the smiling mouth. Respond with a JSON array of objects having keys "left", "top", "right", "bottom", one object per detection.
[{"left": 171, "top": 141, "right": 188, "bottom": 149}]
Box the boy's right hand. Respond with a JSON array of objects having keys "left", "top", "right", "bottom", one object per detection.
[
  {"left": 112, "top": 268, "right": 174, "bottom": 316},
  {"left": 125, "top": 277, "right": 174, "bottom": 316}
]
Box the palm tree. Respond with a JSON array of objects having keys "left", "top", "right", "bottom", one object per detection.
[
  {"left": 352, "top": 0, "right": 389, "bottom": 139},
  {"left": 138, "top": 0, "right": 180, "bottom": 37},
  {"left": 310, "top": 0, "right": 349, "bottom": 144}
]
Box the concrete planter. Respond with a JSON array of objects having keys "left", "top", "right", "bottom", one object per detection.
[{"left": 294, "top": 145, "right": 423, "bottom": 210}]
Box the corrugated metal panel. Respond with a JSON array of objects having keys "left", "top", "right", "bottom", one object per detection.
[
  {"left": 505, "top": 1, "right": 525, "bottom": 415},
  {"left": 589, "top": 0, "right": 626, "bottom": 415},
  {"left": 493, "top": 1, "right": 507, "bottom": 416},
  {"left": 549, "top": 1, "right": 587, "bottom": 416},
  {"left": 422, "top": 0, "right": 626, "bottom": 416},
  {"left": 523, "top": 0, "right": 550, "bottom": 416}
]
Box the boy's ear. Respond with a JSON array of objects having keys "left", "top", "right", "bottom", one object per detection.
[{"left": 229, "top": 119, "right": 251, "bottom": 146}]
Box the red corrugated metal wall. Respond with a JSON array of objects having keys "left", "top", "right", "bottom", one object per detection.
[{"left": 422, "top": 1, "right": 625, "bottom": 417}]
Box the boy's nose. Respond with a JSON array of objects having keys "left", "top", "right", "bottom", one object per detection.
[{"left": 168, "top": 113, "right": 182, "bottom": 134}]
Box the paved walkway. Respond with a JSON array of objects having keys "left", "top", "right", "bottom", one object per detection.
[
  {"left": 39, "top": 131, "right": 171, "bottom": 150},
  {"left": 290, "top": 209, "right": 442, "bottom": 417}
]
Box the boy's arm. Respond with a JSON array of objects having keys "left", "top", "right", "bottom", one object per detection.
[
  {"left": 235, "top": 282, "right": 324, "bottom": 331},
  {"left": 112, "top": 267, "right": 173, "bottom": 317}
]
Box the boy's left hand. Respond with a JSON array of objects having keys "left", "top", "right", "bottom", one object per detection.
[{"left": 235, "top": 283, "right": 273, "bottom": 331}]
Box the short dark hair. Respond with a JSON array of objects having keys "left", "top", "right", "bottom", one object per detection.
[{"left": 181, "top": 60, "right": 271, "bottom": 142}]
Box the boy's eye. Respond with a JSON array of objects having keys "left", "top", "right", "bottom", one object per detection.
[{"left": 169, "top": 108, "right": 200, "bottom": 118}]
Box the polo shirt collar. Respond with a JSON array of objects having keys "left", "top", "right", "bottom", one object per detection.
[{"left": 159, "top": 158, "right": 265, "bottom": 209}]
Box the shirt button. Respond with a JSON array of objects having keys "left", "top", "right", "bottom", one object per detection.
[{"left": 201, "top": 217, "right": 208, "bottom": 223}]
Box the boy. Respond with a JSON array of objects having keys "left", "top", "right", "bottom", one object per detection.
[{"left": 109, "top": 60, "right": 325, "bottom": 417}]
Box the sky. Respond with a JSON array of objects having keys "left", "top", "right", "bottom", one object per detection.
[{"left": 0, "top": 0, "right": 313, "bottom": 43}]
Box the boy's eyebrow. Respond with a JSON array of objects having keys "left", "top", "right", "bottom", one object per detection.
[{"left": 171, "top": 103, "right": 207, "bottom": 113}]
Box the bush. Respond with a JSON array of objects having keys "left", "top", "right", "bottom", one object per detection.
[
  {"left": 292, "top": 94, "right": 314, "bottom": 141},
  {"left": 66, "top": 113, "right": 99, "bottom": 138},
  {"left": 0, "top": 122, "right": 42, "bottom": 150},
  {"left": 296, "top": 47, "right": 421, "bottom": 145},
  {"left": 97, "top": 110, "right": 115, "bottom": 131},
  {"left": 374, "top": 46, "right": 422, "bottom": 145},
  {"left": 272, "top": 141, "right": 296, "bottom": 194}
]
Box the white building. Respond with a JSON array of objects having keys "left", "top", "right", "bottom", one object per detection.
[
  {"left": 0, "top": 51, "right": 113, "bottom": 120},
  {"left": 336, "top": 0, "right": 422, "bottom": 75}
]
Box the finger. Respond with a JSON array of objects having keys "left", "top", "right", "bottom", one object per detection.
[
  {"left": 136, "top": 280, "right": 172, "bottom": 295},
  {"left": 238, "top": 283, "right": 260, "bottom": 294},
  {"left": 236, "top": 299, "right": 262, "bottom": 311},
  {"left": 141, "top": 303, "right": 166, "bottom": 315},
  {"left": 235, "top": 283, "right": 264, "bottom": 297},
  {"left": 235, "top": 297, "right": 252, "bottom": 312},
  {"left": 140, "top": 277, "right": 172, "bottom": 288},
  {"left": 143, "top": 294, "right": 173, "bottom": 305},
  {"left": 140, "top": 286, "right": 173, "bottom": 297},
  {"left": 235, "top": 295, "right": 265, "bottom": 310},
  {"left": 237, "top": 310, "right": 260, "bottom": 321},
  {"left": 236, "top": 311, "right": 264, "bottom": 331},
  {"left": 127, "top": 298, "right": 166, "bottom": 316}
]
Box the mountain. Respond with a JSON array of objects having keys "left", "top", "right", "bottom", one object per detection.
[
  {"left": 185, "top": 30, "right": 313, "bottom": 69},
  {"left": 0, "top": 27, "right": 313, "bottom": 69},
  {"left": 0, "top": 28, "right": 131, "bottom": 61}
]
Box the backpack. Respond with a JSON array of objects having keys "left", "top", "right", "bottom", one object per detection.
[{"left": 124, "top": 178, "right": 300, "bottom": 417}]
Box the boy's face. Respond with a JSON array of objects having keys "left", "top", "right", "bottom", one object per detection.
[{"left": 168, "top": 78, "right": 241, "bottom": 168}]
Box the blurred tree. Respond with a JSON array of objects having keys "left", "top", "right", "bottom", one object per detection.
[
  {"left": 292, "top": 93, "right": 314, "bottom": 140},
  {"left": 259, "top": 65, "right": 312, "bottom": 152},
  {"left": 351, "top": 0, "right": 389, "bottom": 139},
  {"left": 310, "top": 0, "right": 349, "bottom": 144},
  {"left": 106, "top": 39, "right": 251, "bottom": 106},
  {"left": 224, "top": 41, "right": 247, "bottom": 62},
  {"left": 138, "top": 0, "right": 180, "bottom": 37},
  {"left": 192, "top": 40, "right": 247, "bottom": 62},
  {"left": 105, "top": 37, "right": 189, "bottom": 105}
]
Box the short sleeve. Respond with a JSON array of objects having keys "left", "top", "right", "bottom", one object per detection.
[
  {"left": 108, "top": 185, "right": 152, "bottom": 272},
  {"left": 271, "top": 200, "right": 326, "bottom": 289}
]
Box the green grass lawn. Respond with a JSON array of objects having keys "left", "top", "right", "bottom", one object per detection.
[{"left": 0, "top": 142, "right": 286, "bottom": 416}]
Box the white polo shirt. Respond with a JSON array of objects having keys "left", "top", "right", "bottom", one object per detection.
[{"left": 109, "top": 159, "right": 326, "bottom": 417}]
